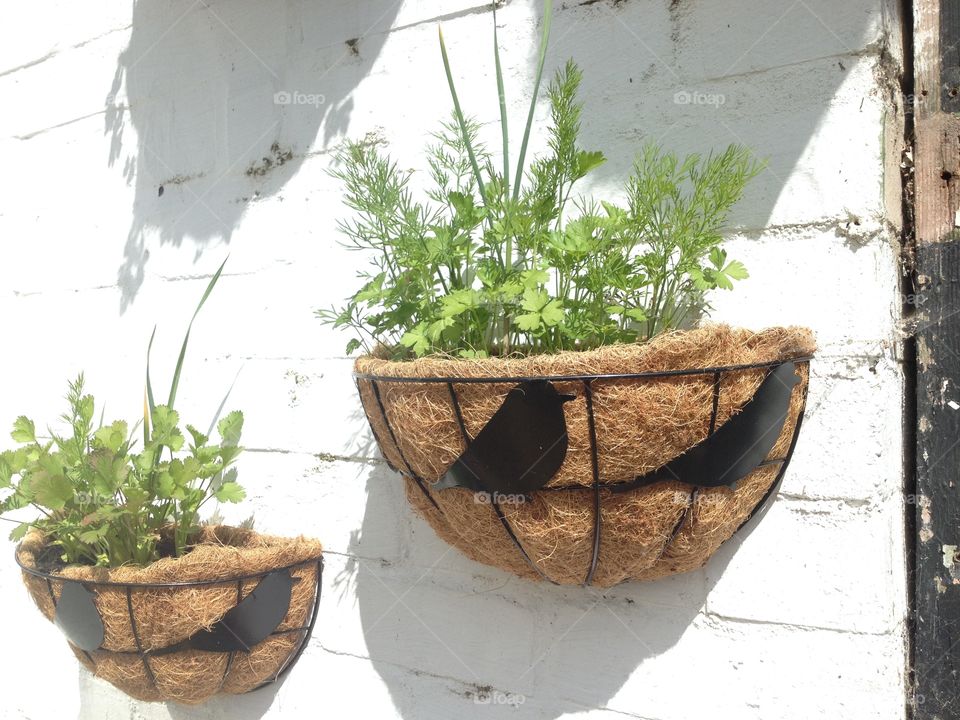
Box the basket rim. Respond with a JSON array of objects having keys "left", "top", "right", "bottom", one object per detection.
[
  {"left": 354, "top": 354, "right": 814, "bottom": 384},
  {"left": 352, "top": 324, "right": 817, "bottom": 384},
  {"left": 16, "top": 525, "right": 324, "bottom": 589}
]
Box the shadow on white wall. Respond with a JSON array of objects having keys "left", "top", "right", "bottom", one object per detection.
[
  {"left": 105, "top": 0, "right": 402, "bottom": 311},
  {"left": 101, "top": 0, "right": 886, "bottom": 313},
  {"left": 339, "top": 461, "right": 776, "bottom": 719}
]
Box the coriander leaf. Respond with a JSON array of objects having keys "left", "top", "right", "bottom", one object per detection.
[
  {"left": 541, "top": 299, "right": 564, "bottom": 327},
  {"left": 217, "top": 410, "right": 244, "bottom": 448},
  {"left": 400, "top": 325, "right": 431, "bottom": 356},
  {"left": 185, "top": 424, "right": 208, "bottom": 449},
  {"left": 515, "top": 313, "right": 542, "bottom": 331},
  {"left": 214, "top": 481, "right": 246, "bottom": 503},
  {"left": 723, "top": 259, "right": 749, "bottom": 281},
  {"left": 156, "top": 471, "right": 176, "bottom": 499},
  {"left": 575, "top": 150, "right": 606, "bottom": 177},
  {"left": 11, "top": 417, "right": 35, "bottom": 444},
  {"left": 521, "top": 288, "right": 549, "bottom": 313},
  {"left": 709, "top": 246, "right": 727, "bottom": 270},
  {"left": 94, "top": 421, "right": 128, "bottom": 453},
  {"left": 32, "top": 471, "right": 74, "bottom": 510}
]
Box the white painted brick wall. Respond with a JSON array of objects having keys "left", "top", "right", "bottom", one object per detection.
[{"left": 0, "top": 0, "right": 907, "bottom": 718}]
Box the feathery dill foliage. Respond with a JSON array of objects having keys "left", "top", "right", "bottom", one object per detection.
[{"left": 319, "top": 6, "right": 761, "bottom": 360}]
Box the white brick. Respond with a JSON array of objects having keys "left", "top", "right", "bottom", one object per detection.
[
  {"left": 784, "top": 354, "right": 903, "bottom": 502},
  {"left": 318, "top": 553, "right": 539, "bottom": 695},
  {"left": 708, "top": 228, "right": 900, "bottom": 352},
  {"left": 705, "top": 496, "right": 904, "bottom": 634}
]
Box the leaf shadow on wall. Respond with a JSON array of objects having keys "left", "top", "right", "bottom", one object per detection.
[
  {"left": 105, "top": 0, "right": 402, "bottom": 312},
  {"left": 340, "top": 458, "right": 776, "bottom": 720}
]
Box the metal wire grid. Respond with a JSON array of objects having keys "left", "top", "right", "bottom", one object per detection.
[
  {"left": 16, "top": 555, "right": 324, "bottom": 695},
  {"left": 355, "top": 356, "right": 813, "bottom": 586}
]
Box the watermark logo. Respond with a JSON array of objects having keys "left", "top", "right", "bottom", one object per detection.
[
  {"left": 274, "top": 90, "right": 326, "bottom": 109},
  {"left": 473, "top": 690, "right": 526, "bottom": 706},
  {"left": 74, "top": 491, "right": 116, "bottom": 505},
  {"left": 667, "top": 490, "right": 729, "bottom": 506},
  {"left": 673, "top": 89, "right": 726, "bottom": 108},
  {"left": 474, "top": 491, "right": 527, "bottom": 506}
]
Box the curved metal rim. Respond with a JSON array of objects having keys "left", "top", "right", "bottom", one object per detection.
[
  {"left": 353, "top": 355, "right": 814, "bottom": 384},
  {"left": 15, "top": 551, "right": 325, "bottom": 588}
]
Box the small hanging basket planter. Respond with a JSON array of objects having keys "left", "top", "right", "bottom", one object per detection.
[
  {"left": 16, "top": 526, "right": 323, "bottom": 705},
  {"left": 355, "top": 324, "right": 815, "bottom": 587}
]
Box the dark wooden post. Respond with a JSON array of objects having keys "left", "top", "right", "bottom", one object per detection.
[{"left": 912, "top": 0, "right": 960, "bottom": 715}]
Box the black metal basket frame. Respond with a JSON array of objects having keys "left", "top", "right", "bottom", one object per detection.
[
  {"left": 16, "top": 552, "right": 324, "bottom": 696},
  {"left": 355, "top": 355, "right": 813, "bottom": 586}
]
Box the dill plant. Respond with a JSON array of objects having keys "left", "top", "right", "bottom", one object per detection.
[{"left": 319, "top": 1, "right": 761, "bottom": 359}]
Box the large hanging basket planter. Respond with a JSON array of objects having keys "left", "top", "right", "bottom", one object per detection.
[
  {"left": 354, "top": 324, "right": 815, "bottom": 587},
  {"left": 16, "top": 526, "right": 323, "bottom": 705}
]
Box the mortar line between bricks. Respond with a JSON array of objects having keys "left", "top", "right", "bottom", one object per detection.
[
  {"left": 6, "top": 222, "right": 886, "bottom": 295},
  {"left": 704, "top": 45, "right": 889, "bottom": 83},
  {"left": 314, "top": 643, "right": 529, "bottom": 695},
  {"left": 776, "top": 492, "right": 877, "bottom": 506},
  {"left": 13, "top": 109, "right": 109, "bottom": 141},
  {"left": 733, "top": 218, "right": 888, "bottom": 239},
  {"left": 244, "top": 447, "right": 383, "bottom": 463},
  {"left": 0, "top": 24, "right": 132, "bottom": 79},
  {"left": 703, "top": 609, "right": 903, "bottom": 637},
  {"left": 355, "top": 0, "right": 618, "bottom": 40},
  {"left": 555, "top": 696, "right": 663, "bottom": 720}
]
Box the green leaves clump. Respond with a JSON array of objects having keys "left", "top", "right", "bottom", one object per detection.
[
  {"left": 0, "top": 377, "right": 246, "bottom": 567},
  {"left": 319, "top": 6, "right": 761, "bottom": 359},
  {"left": 0, "top": 260, "right": 248, "bottom": 568}
]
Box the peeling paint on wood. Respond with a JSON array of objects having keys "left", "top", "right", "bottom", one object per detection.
[{"left": 913, "top": 2, "right": 960, "bottom": 713}]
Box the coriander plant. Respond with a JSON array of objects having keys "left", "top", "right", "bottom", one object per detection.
[
  {"left": 319, "top": 1, "right": 761, "bottom": 359},
  {"left": 0, "top": 261, "right": 247, "bottom": 568}
]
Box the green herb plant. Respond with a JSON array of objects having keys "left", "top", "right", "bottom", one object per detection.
[
  {"left": 319, "top": 0, "right": 761, "bottom": 359},
  {"left": 0, "top": 261, "right": 247, "bottom": 568}
]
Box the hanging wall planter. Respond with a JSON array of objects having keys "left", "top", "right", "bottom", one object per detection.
[
  {"left": 16, "top": 526, "right": 323, "bottom": 704},
  {"left": 1, "top": 260, "right": 325, "bottom": 701},
  {"left": 355, "top": 325, "right": 814, "bottom": 587},
  {"left": 321, "top": 4, "right": 816, "bottom": 586}
]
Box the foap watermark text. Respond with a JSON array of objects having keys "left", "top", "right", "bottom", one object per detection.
[{"left": 274, "top": 90, "right": 326, "bottom": 109}]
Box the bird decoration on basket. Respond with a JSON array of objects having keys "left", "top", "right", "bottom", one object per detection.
[
  {"left": 432, "top": 380, "right": 575, "bottom": 494},
  {"left": 432, "top": 361, "right": 799, "bottom": 496},
  {"left": 613, "top": 361, "right": 799, "bottom": 493},
  {"left": 53, "top": 569, "right": 296, "bottom": 655}
]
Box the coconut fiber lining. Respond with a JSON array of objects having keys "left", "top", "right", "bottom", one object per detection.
[
  {"left": 355, "top": 324, "right": 815, "bottom": 587},
  {"left": 17, "top": 526, "right": 323, "bottom": 704}
]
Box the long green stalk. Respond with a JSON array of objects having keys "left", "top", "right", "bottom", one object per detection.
[
  {"left": 512, "top": 0, "right": 553, "bottom": 202},
  {"left": 493, "top": 2, "right": 510, "bottom": 196},
  {"left": 438, "top": 27, "right": 488, "bottom": 207},
  {"left": 166, "top": 257, "right": 228, "bottom": 410}
]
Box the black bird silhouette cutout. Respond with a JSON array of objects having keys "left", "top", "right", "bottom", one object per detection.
[
  {"left": 612, "top": 361, "right": 800, "bottom": 493},
  {"left": 151, "top": 569, "right": 294, "bottom": 655},
  {"left": 433, "top": 380, "right": 575, "bottom": 494},
  {"left": 55, "top": 582, "right": 105, "bottom": 652}
]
